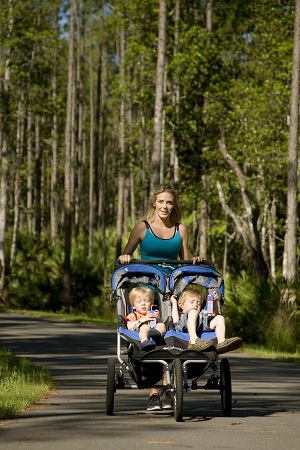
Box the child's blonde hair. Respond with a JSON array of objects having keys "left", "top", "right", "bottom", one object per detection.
[
  {"left": 129, "top": 286, "right": 154, "bottom": 306},
  {"left": 179, "top": 288, "right": 203, "bottom": 306}
]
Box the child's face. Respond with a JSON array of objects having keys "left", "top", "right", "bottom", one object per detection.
[
  {"left": 179, "top": 296, "right": 201, "bottom": 313},
  {"left": 133, "top": 293, "right": 153, "bottom": 315}
]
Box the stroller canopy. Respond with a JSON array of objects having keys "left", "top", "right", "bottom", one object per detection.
[
  {"left": 111, "top": 264, "right": 166, "bottom": 293},
  {"left": 169, "top": 264, "right": 224, "bottom": 297}
]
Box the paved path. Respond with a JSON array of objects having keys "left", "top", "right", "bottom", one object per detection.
[{"left": 0, "top": 312, "right": 300, "bottom": 450}]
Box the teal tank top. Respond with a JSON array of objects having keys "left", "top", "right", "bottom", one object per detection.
[{"left": 140, "top": 220, "right": 182, "bottom": 274}]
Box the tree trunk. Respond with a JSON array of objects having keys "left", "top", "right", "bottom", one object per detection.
[
  {"left": 199, "top": 0, "right": 213, "bottom": 258},
  {"left": 170, "top": 0, "right": 180, "bottom": 189},
  {"left": 88, "top": 30, "right": 96, "bottom": 257},
  {"left": 116, "top": 27, "right": 126, "bottom": 259},
  {"left": 27, "top": 105, "right": 34, "bottom": 233},
  {"left": 130, "top": 171, "right": 136, "bottom": 227},
  {"left": 100, "top": 21, "right": 108, "bottom": 284},
  {"left": 140, "top": 61, "right": 148, "bottom": 212},
  {"left": 63, "top": 0, "right": 76, "bottom": 307},
  {"left": 34, "top": 113, "right": 42, "bottom": 243},
  {"left": 151, "top": 0, "right": 167, "bottom": 192},
  {"left": 0, "top": 0, "right": 13, "bottom": 290},
  {"left": 282, "top": 0, "right": 300, "bottom": 285},
  {"left": 199, "top": 174, "right": 208, "bottom": 258},
  {"left": 50, "top": 10, "right": 59, "bottom": 243},
  {"left": 74, "top": 9, "right": 84, "bottom": 237},
  {"left": 268, "top": 198, "right": 276, "bottom": 282},
  {"left": 159, "top": 71, "right": 167, "bottom": 184},
  {"left": 11, "top": 93, "right": 25, "bottom": 266}
]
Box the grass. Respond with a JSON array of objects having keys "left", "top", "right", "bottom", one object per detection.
[
  {"left": 240, "top": 343, "right": 300, "bottom": 365},
  {"left": 1, "top": 307, "right": 117, "bottom": 328},
  {"left": 0, "top": 348, "right": 54, "bottom": 419}
]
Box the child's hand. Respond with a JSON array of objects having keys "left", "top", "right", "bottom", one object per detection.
[
  {"left": 170, "top": 295, "right": 178, "bottom": 304},
  {"left": 152, "top": 310, "right": 160, "bottom": 319},
  {"left": 140, "top": 315, "right": 150, "bottom": 324},
  {"left": 213, "top": 291, "right": 220, "bottom": 301}
]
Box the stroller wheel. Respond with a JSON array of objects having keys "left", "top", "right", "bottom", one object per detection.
[
  {"left": 106, "top": 357, "right": 116, "bottom": 415},
  {"left": 220, "top": 358, "right": 232, "bottom": 416},
  {"left": 173, "top": 359, "right": 184, "bottom": 422}
]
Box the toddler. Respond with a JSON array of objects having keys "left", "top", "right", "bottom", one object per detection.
[
  {"left": 170, "top": 288, "right": 243, "bottom": 354},
  {"left": 126, "top": 286, "right": 166, "bottom": 351}
]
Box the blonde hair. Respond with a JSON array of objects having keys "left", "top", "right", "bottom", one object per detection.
[
  {"left": 144, "top": 184, "right": 182, "bottom": 224},
  {"left": 129, "top": 286, "right": 154, "bottom": 306},
  {"left": 179, "top": 288, "right": 203, "bottom": 306}
]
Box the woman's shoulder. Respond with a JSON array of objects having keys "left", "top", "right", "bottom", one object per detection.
[
  {"left": 178, "top": 223, "right": 187, "bottom": 232},
  {"left": 134, "top": 220, "right": 147, "bottom": 230},
  {"left": 130, "top": 220, "right": 147, "bottom": 237}
]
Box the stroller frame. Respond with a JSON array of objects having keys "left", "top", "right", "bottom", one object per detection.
[{"left": 106, "top": 260, "right": 232, "bottom": 422}]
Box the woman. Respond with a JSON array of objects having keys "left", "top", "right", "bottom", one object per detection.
[
  {"left": 119, "top": 184, "right": 189, "bottom": 271},
  {"left": 118, "top": 184, "right": 211, "bottom": 411}
]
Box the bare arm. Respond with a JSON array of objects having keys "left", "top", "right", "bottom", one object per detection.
[
  {"left": 178, "top": 224, "right": 204, "bottom": 263},
  {"left": 179, "top": 224, "right": 189, "bottom": 260},
  {"left": 213, "top": 291, "right": 221, "bottom": 315},
  {"left": 126, "top": 312, "right": 152, "bottom": 330},
  {"left": 118, "top": 222, "right": 146, "bottom": 264},
  {"left": 170, "top": 295, "right": 180, "bottom": 323}
]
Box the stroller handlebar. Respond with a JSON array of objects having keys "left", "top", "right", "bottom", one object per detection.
[{"left": 115, "top": 259, "right": 216, "bottom": 270}]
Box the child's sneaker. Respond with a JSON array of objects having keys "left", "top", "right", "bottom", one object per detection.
[
  {"left": 188, "top": 338, "right": 214, "bottom": 351},
  {"left": 216, "top": 337, "right": 243, "bottom": 354},
  {"left": 147, "top": 393, "right": 162, "bottom": 411}
]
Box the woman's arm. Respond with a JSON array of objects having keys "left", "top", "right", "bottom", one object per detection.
[
  {"left": 179, "top": 223, "right": 205, "bottom": 263},
  {"left": 179, "top": 224, "right": 189, "bottom": 260},
  {"left": 118, "top": 222, "right": 146, "bottom": 264}
]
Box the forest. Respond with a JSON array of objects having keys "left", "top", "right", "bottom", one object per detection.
[{"left": 0, "top": 0, "right": 299, "bottom": 351}]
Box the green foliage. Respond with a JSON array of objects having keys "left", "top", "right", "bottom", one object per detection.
[
  {"left": 265, "top": 310, "right": 299, "bottom": 353},
  {"left": 4, "top": 226, "right": 119, "bottom": 317},
  {"left": 223, "top": 271, "right": 300, "bottom": 352},
  {"left": 6, "top": 229, "right": 64, "bottom": 310},
  {"left": 223, "top": 271, "right": 262, "bottom": 340}
]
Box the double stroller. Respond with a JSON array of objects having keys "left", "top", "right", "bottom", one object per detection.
[{"left": 106, "top": 260, "right": 232, "bottom": 422}]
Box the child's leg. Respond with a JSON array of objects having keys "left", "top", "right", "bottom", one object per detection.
[
  {"left": 186, "top": 310, "right": 215, "bottom": 350},
  {"left": 155, "top": 323, "right": 166, "bottom": 335},
  {"left": 187, "top": 309, "right": 201, "bottom": 343},
  {"left": 209, "top": 314, "right": 225, "bottom": 343},
  {"left": 209, "top": 315, "right": 243, "bottom": 354},
  {"left": 139, "top": 323, "right": 150, "bottom": 343}
]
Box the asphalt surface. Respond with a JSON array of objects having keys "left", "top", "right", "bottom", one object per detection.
[{"left": 0, "top": 311, "right": 300, "bottom": 450}]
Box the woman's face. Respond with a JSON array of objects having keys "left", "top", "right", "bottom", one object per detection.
[{"left": 152, "top": 192, "right": 174, "bottom": 219}]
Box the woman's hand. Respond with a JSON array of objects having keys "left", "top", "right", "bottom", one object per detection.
[
  {"left": 118, "top": 254, "right": 131, "bottom": 265},
  {"left": 192, "top": 256, "right": 205, "bottom": 264}
]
